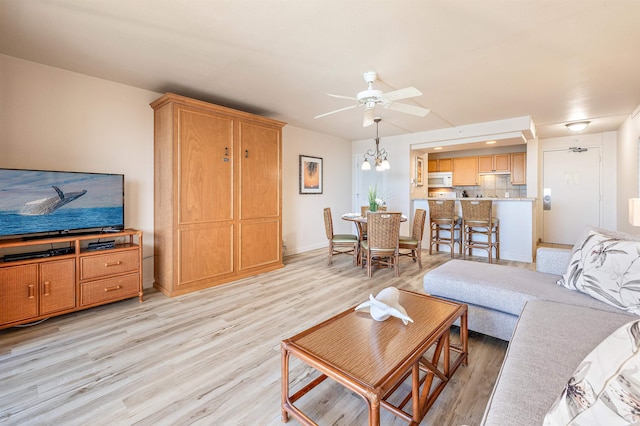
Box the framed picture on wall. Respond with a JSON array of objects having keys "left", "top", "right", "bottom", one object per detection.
[
  {"left": 416, "top": 156, "right": 424, "bottom": 187},
  {"left": 299, "top": 155, "right": 323, "bottom": 194}
]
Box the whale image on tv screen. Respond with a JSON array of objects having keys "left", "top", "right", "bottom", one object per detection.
[{"left": 0, "top": 168, "right": 124, "bottom": 238}]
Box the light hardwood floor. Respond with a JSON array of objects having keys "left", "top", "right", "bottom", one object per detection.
[{"left": 0, "top": 249, "right": 531, "bottom": 425}]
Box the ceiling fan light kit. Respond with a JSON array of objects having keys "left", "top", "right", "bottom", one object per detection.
[
  {"left": 361, "top": 118, "right": 390, "bottom": 171},
  {"left": 315, "top": 71, "right": 430, "bottom": 127}
]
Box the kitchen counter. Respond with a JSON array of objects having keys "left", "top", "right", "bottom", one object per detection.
[
  {"left": 412, "top": 198, "right": 536, "bottom": 262},
  {"left": 418, "top": 197, "right": 535, "bottom": 201}
]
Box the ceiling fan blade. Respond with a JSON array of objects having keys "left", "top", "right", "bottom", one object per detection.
[
  {"left": 362, "top": 108, "right": 375, "bottom": 127},
  {"left": 382, "top": 87, "right": 422, "bottom": 102},
  {"left": 314, "top": 104, "right": 357, "bottom": 119},
  {"left": 327, "top": 93, "right": 358, "bottom": 101},
  {"left": 386, "top": 102, "right": 430, "bottom": 117}
]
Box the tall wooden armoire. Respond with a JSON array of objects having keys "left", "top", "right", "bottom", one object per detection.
[{"left": 151, "top": 93, "right": 285, "bottom": 296}]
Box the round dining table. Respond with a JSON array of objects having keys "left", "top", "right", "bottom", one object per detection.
[
  {"left": 341, "top": 212, "right": 408, "bottom": 237},
  {"left": 341, "top": 212, "right": 408, "bottom": 265}
]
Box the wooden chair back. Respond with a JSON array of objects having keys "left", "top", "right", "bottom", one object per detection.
[
  {"left": 412, "top": 209, "right": 427, "bottom": 241},
  {"left": 460, "top": 200, "right": 493, "bottom": 223},
  {"left": 366, "top": 212, "right": 401, "bottom": 250},
  {"left": 323, "top": 207, "right": 334, "bottom": 240},
  {"left": 360, "top": 205, "right": 387, "bottom": 236},
  {"left": 428, "top": 200, "right": 456, "bottom": 221}
]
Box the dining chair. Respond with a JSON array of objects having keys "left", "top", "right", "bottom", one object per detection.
[
  {"left": 460, "top": 200, "right": 500, "bottom": 263},
  {"left": 323, "top": 207, "right": 358, "bottom": 266},
  {"left": 359, "top": 205, "right": 387, "bottom": 240},
  {"left": 360, "top": 211, "right": 402, "bottom": 277},
  {"left": 427, "top": 200, "right": 462, "bottom": 258},
  {"left": 399, "top": 208, "right": 427, "bottom": 268}
]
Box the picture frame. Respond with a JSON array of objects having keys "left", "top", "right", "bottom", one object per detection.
[
  {"left": 299, "top": 155, "right": 323, "bottom": 194},
  {"left": 415, "top": 156, "right": 424, "bottom": 187}
]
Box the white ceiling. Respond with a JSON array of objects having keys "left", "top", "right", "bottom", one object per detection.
[{"left": 1, "top": 0, "right": 639, "bottom": 141}]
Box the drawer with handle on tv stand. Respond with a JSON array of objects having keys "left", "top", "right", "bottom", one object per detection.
[{"left": 0, "top": 229, "right": 143, "bottom": 330}]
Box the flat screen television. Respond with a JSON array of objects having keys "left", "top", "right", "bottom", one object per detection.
[{"left": 0, "top": 168, "right": 124, "bottom": 239}]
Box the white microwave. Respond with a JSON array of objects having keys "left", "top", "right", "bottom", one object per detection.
[{"left": 427, "top": 172, "right": 453, "bottom": 188}]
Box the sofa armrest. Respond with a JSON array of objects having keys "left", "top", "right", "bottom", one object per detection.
[{"left": 535, "top": 247, "right": 571, "bottom": 275}]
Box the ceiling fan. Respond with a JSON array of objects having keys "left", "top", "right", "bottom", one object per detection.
[{"left": 314, "top": 71, "right": 430, "bottom": 127}]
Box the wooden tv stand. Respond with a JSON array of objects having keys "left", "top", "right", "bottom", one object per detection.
[{"left": 0, "top": 229, "right": 143, "bottom": 330}]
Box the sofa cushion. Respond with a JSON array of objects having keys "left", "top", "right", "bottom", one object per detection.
[
  {"left": 423, "top": 259, "right": 630, "bottom": 317},
  {"left": 558, "top": 230, "right": 640, "bottom": 315},
  {"left": 543, "top": 319, "right": 640, "bottom": 425},
  {"left": 482, "top": 301, "right": 636, "bottom": 426}
]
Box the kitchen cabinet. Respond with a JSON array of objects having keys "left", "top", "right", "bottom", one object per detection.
[
  {"left": 510, "top": 152, "right": 526, "bottom": 184},
  {"left": 151, "top": 93, "right": 285, "bottom": 297},
  {"left": 428, "top": 158, "right": 452, "bottom": 173},
  {"left": 478, "top": 154, "right": 510, "bottom": 173},
  {"left": 452, "top": 156, "right": 478, "bottom": 186},
  {"left": 0, "top": 230, "right": 143, "bottom": 329}
]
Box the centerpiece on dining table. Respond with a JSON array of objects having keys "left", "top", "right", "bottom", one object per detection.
[{"left": 367, "top": 185, "right": 385, "bottom": 213}]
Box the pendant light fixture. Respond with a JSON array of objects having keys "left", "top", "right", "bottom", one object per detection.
[{"left": 361, "top": 118, "right": 390, "bottom": 171}]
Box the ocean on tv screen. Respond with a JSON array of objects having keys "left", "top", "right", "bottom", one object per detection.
[{"left": 0, "top": 207, "right": 123, "bottom": 237}]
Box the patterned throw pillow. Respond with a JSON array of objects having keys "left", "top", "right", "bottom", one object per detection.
[
  {"left": 557, "top": 230, "right": 640, "bottom": 315},
  {"left": 544, "top": 320, "right": 640, "bottom": 425}
]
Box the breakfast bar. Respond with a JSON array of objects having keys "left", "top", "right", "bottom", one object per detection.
[{"left": 412, "top": 197, "right": 536, "bottom": 263}]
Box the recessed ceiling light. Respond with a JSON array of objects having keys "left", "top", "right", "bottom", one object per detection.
[
  {"left": 566, "top": 121, "right": 590, "bottom": 132},
  {"left": 434, "top": 147, "right": 443, "bottom": 150},
  {"left": 486, "top": 141, "right": 496, "bottom": 145}
]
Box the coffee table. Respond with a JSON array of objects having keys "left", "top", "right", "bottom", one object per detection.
[{"left": 281, "top": 289, "right": 468, "bottom": 425}]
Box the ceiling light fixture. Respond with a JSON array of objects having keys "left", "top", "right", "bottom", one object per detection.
[
  {"left": 361, "top": 118, "right": 390, "bottom": 171},
  {"left": 486, "top": 140, "right": 497, "bottom": 145},
  {"left": 566, "top": 121, "right": 590, "bottom": 132}
]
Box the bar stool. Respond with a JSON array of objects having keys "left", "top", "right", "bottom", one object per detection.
[
  {"left": 460, "top": 200, "right": 500, "bottom": 263},
  {"left": 427, "top": 200, "right": 462, "bottom": 258}
]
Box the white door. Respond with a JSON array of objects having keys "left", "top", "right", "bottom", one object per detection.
[
  {"left": 354, "top": 154, "right": 388, "bottom": 211},
  {"left": 542, "top": 147, "right": 601, "bottom": 245}
]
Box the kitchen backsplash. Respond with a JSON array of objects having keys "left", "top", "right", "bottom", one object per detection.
[
  {"left": 457, "top": 174, "right": 527, "bottom": 198},
  {"left": 413, "top": 174, "right": 527, "bottom": 198}
]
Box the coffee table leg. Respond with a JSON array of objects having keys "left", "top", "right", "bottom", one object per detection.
[
  {"left": 461, "top": 311, "right": 469, "bottom": 366},
  {"left": 367, "top": 395, "right": 381, "bottom": 426},
  {"left": 412, "top": 362, "right": 420, "bottom": 423},
  {"left": 281, "top": 345, "right": 290, "bottom": 422}
]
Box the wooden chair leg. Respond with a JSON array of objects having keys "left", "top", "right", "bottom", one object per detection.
[
  {"left": 487, "top": 227, "right": 493, "bottom": 263},
  {"left": 394, "top": 253, "right": 399, "bottom": 277},
  {"left": 428, "top": 222, "right": 434, "bottom": 255}
]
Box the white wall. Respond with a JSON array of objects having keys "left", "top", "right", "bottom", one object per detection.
[
  {"left": 0, "top": 54, "right": 158, "bottom": 287},
  {"left": 282, "top": 126, "right": 352, "bottom": 255},
  {"left": 617, "top": 108, "right": 640, "bottom": 234}
]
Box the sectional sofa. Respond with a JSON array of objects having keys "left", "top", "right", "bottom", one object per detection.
[{"left": 423, "top": 227, "right": 640, "bottom": 425}]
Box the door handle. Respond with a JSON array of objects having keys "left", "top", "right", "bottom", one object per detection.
[{"left": 543, "top": 188, "right": 551, "bottom": 210}]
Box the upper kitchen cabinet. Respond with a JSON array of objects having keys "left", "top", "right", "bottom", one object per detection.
[
  {"left": 452, "top": 156, "right": 478, "bottom": 186},
  {"left": 510, "top": 152, "right": 526, "bottom": 185},
  {"left": 428, "top": 158, "right": 452, "bottom": 173},
  {"left": 478, "top": 153, "right": 510, "bottom": 173}
]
